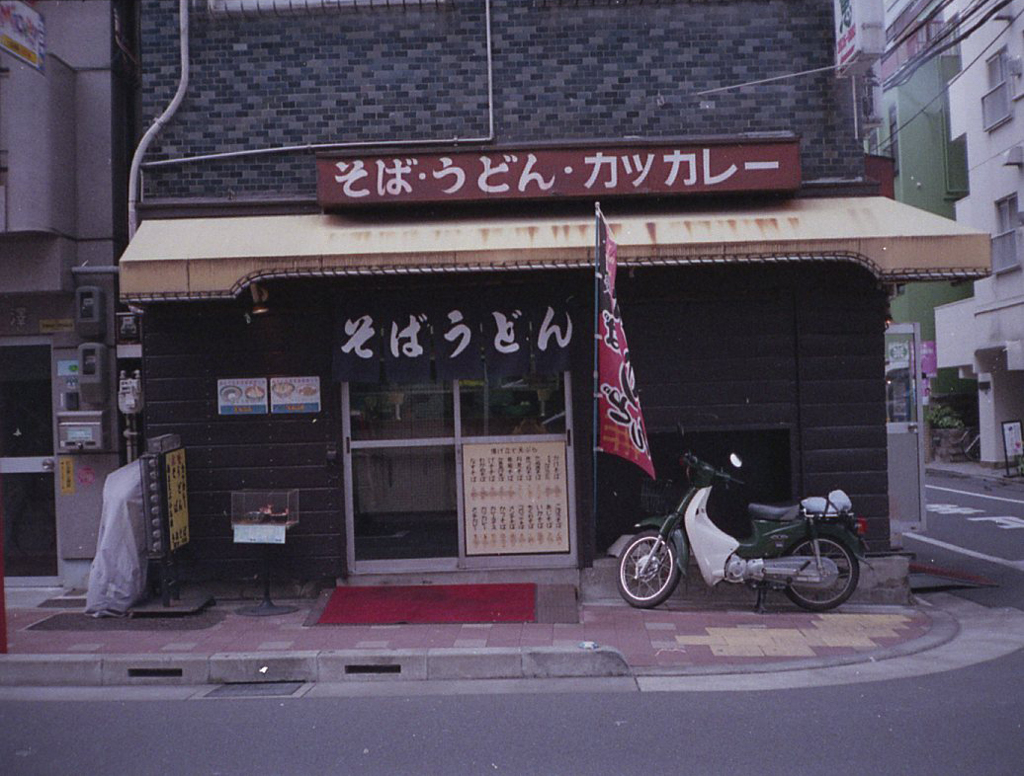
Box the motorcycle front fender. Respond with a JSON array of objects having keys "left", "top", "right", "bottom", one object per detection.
[{"left": 634, "top": 516, "right": 689, "bottom": 576}]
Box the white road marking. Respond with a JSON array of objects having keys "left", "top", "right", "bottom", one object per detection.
[
  {"left": 926, "top": 485, "right": 1024, "bottom": 506},
  {"left": 967, "top": 516, "right": 1024, "bottom": 530},
  {"left": 927, "top": 503, "right": 985, "bottom": 515},
  {"left": 902, "top": 532, "right": 1024, "bottom": 571}
]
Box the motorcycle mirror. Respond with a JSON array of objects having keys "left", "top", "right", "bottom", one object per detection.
[{"left": 729, "top": 453, "right": 743, "bottom": 469}]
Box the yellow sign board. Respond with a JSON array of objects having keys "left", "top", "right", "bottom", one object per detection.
[
  {"left": 58, "top": 457, "right": 75, "bottom": 496},
  {"left": 164, "top": 448, "right": 190, "bottom": 550}
]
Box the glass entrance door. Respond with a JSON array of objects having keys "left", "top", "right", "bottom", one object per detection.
[
  {"left": 345, "top": 380, "right": 458, "bottom": 566},
  {"left": 342, "top": 372, "right": 577, "bottom": 574},
  {"left": 0, "top": 344, "right": 58, "bottom": 578}
]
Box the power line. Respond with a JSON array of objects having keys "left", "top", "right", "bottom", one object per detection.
[{"left": 877, "top": 4, "right": 1024, "bottom": 156}]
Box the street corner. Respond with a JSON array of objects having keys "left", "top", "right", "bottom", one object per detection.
[{"left": 622, "top": 605, "right": 937, "bottom": 673}]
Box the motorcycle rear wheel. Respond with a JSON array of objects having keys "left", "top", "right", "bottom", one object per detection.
[
  {"left": 617, "top": 529, "right": 681, "bottom": 608},
  {"left": 783, "top": 537, "right": 859, "bottom": 612}
]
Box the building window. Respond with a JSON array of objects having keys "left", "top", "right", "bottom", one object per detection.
[
  {"left": 992, "top": 194, "right": 1020, "bottom": 273},
  {"left": 982, "top": 49, "right": 1012, "bottom": 130},
  {"left": 888, "top": 104, "right": 899, "bottom": 175}
]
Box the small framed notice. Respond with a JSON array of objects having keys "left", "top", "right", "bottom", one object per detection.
[
  {"left": 270, "top": 376, "right": 321, "bottom": 414},
  {"left": 218, "top": 378, "right": 268, "bottom": 415},
  {"left": 462, "top": 441, "right": 570, "bottom": 556}
]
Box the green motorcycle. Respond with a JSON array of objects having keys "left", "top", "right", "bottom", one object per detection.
[{"left": 617, "top": 451, "right": 868, "bottom": 612}]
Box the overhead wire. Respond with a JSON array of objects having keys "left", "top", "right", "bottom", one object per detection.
[
  {"left": 876, "top": 3, "right": 1024, "bottom": 157},
  {"left": 884, "top": 0, "right": 1014, "bottom": 89}
]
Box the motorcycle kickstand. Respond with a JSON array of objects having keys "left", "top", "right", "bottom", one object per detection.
[{"left": 753, "top": 583, "right": 770, "bottom": 614}]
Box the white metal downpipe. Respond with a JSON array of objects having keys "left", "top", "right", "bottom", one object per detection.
[{"left": 128, "top": 0, "right": 190, "bottom": 238}]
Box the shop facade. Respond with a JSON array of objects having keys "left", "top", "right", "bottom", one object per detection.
[
  {"left": 121, "top": 193, "right": 988, "bottom": 583},
  {"left": 117, "top": 0, "right": 989, "bottom": 586}
]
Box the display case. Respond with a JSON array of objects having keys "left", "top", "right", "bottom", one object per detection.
[{"left": 231, "top": 489, "right": 299, "bottom": 526}]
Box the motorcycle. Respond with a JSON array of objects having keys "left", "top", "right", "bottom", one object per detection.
[{"left": 616, "top": 450, "right": 868, "bottom": 612}]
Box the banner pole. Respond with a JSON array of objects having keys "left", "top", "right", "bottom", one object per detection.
[{"left": 592, "top": 202, "right": 602, "bottom": 531}]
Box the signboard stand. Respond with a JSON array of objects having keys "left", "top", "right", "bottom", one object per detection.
[
  {"left": 141, "top": 441, "right": 186, "bottom": 608},
  {"left": 231, "top": 490, "right": 299, "bottom": 616},
  {"left": 236, "top": 543, "right": 298, "bottom": 617}
]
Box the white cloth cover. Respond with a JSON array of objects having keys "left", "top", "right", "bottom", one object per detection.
[{"left": 85, "top": 461, "right": 148, "bottom": 616}]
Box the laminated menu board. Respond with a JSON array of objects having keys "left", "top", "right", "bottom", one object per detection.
[{"left": 462, "top": 441, "right": 569, "bottom": 555}]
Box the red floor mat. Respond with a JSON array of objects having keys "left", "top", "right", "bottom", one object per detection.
[{"left": 316, "top": 583, "right": 536, "bottom": 625}]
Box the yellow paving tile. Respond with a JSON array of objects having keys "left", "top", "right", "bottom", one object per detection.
[
  {"left": 668, "top": 614, "right": 918, "bottom": 657},
  {"left": 711, "top": 644, "right": 764, "bottom": 657}
]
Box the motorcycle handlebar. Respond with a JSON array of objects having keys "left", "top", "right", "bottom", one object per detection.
[{"left": 679, "top": 452, "right": 744, "bottom": 485}]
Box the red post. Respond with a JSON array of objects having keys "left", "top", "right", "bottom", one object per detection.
[{"left": 0, "top": 470, "right": 7, "bottom": 653}]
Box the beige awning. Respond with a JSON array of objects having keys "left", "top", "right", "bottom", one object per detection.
[{"left": 119, "top": 196, "right": 991, "bottom": 301}]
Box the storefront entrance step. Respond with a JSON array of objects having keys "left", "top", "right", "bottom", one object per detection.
[
  {"left": 336, "top": 568, "right": 580, "bottom": 589},
  {"left": 581, "top": 554, "right": 913, "bottom": 608}
]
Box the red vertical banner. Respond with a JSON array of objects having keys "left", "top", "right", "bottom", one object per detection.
[{"left": 596, "top": 213, "right": 656, "bottom": 480}]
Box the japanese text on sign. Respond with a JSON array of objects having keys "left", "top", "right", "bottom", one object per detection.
[
  {"left": 462, "top": 442, "right": 570, "bottom": 556},
  {"left": 165, "top": 448, "right": 189, "bottom": 551},
  {"left": 317, "top": 141, "right": 800, "bottom": 207}
]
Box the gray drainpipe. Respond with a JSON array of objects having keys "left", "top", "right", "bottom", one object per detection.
[{"left": 127, "top": 0, "right": 190, "bottom": 238}]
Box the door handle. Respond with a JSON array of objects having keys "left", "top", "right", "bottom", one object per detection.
[{"left": 41, "top": 458, "right": 55, "bottom": 471}]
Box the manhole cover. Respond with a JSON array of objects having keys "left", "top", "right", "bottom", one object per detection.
[{"left": 205, "top": 682, "right": 304, "bottom": 698}]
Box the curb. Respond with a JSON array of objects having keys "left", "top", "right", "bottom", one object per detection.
[{"left": 0, "top": 645, "right": 631, "bottom": 688}]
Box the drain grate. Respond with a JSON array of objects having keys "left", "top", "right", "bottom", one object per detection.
[
  {"left": 345, "top": 664, "right": 402, "bottom": 675},
  {"left": 205, "top": 682, "right": 305, "bottom": 698}
]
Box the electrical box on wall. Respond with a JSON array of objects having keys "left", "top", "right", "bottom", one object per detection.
[
  {"left": 75, "top": 286, "right": 107, "bottom": 340},
  {"left": 57, "top": 410, "right": 108, "bottom": 452},
  {"left": 77, "top": 343, "right": 108, "bottom": 406}
]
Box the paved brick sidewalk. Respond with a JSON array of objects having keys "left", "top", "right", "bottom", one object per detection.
[{"left": 3, "top": 596, "right": 934, "bottom": 674}]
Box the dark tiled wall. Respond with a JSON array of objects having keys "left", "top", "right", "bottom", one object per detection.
[{"left": 140, "top": 0, "right": 862, "bottom": 199}]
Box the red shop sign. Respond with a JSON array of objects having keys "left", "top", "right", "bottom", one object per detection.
[{"left": 316, "top": 139, "right": 801, "bottom": 207}]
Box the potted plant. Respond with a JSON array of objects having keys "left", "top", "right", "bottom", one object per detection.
[{"left": 927, "top": 403, "right": 965, "bottom": 462}]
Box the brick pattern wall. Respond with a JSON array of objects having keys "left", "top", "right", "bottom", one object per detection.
[{"left": 140, "top": 0, "right": 862, "bottom": 199}]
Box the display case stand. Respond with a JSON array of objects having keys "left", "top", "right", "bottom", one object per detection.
[{"left": 237, "top": 544, "right": 298, "bottom": 616}]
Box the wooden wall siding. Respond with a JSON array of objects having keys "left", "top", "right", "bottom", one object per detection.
[
  {"left": 599, "top": 264, "right": 890, "bottom": 551},
  {"left": 139, "top": 264, "right": 891, "bottom": 583},
  {"left": 141, "top": 302, "right": 343, "bottom": 581}
]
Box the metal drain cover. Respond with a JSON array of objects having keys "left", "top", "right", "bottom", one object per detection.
[{"left": 205, "top": 682, "right": 304, "bottom": 698}]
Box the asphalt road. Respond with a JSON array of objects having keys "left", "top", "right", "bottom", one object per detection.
[
  {"left": 907, "top": 471, "right": 1024, "bottom": 610},
  {"left": 1, "top": 644, "right": 1023, "bottom": 776}
]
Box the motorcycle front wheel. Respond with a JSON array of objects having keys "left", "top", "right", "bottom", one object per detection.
[
  {"left": 617, "top": 529, "right": 680, "bottom": 608},
  {"left": 783, "top": 537, "right": 860, "bottom": 611}
]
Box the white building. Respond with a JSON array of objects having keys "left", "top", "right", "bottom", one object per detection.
[{"left": 937, "top": 0, "right": 1024, "bottom": 465}]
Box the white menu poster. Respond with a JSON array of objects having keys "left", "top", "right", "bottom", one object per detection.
[{"left": 462, "top": 441, "right": 569, "bottom": 555}]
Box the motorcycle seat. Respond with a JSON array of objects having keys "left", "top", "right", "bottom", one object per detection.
[
  {"left": 801, "top": 489, "right": 852, "bottom": 516},
  {"left": 748, "top": 503, "right": 800, "bottom": 522}
]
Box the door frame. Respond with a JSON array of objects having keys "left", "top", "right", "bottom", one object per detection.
[
  {"left": 341, "top": 373, "right": 578, "bottom": 575},
  {"left": 0, "top": 337, "right": 62, "bottom": 586}
]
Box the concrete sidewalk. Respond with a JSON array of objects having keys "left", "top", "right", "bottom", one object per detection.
[
  {"left": 7, "top": 458, "right": 1011, "bottom": 689},
  {"left": 0, "top": 581, "right": 946, "bottom": 688}
]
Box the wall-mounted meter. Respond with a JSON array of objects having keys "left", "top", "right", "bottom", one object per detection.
[
  {"left": 118, "top": 371, "right": 143, "bottom": 414},
  {"left": 77, "top": 343, "right": 108, "bottom": 406},
  {"left": 75, "top": 286, "right": 107, "bottom": 340},
  {"left": 57, "top": 410, "right": 108, "bottom": 452}
]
